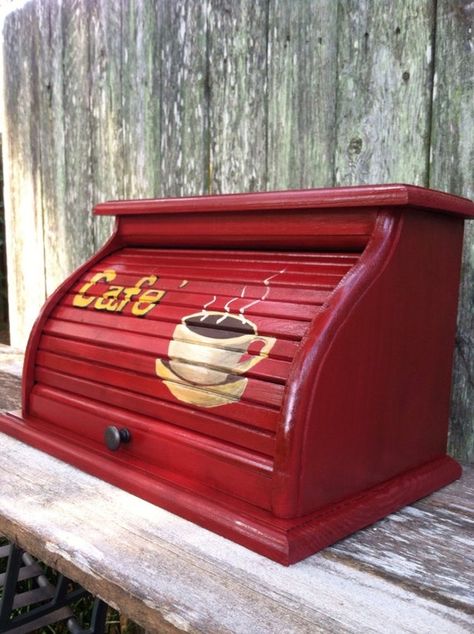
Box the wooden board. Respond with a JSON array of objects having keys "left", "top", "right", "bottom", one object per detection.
[
  {"left": 89, "top": 0, "right": 123, "bottom": 247},
  {"left": 0, "top": 361, "right": 473, "bottom": 631},
  {"left": 334, "top": 0, "right": 435, "bottom": 185},
  {"left": 0, "top": 424, "right": 471, "bottom": 633},
  {"left": 430, "top": 0, "right": 474, "bottom": 463},
  {"left": 266, "top": 0, "right": 337, "bottom": 189},
  {"left": 2, "top": 3, "right": 47, "bottom": 347},
  {"left": 208, "top": 0, "right": 267, "bottom": 193}
]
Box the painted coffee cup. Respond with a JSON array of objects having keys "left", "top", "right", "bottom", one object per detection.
[{"left": 166, "top": 311, "right": 276, "bottom": 386}]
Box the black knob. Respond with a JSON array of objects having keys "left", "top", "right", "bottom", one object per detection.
[{"left": 105, "top": 426, "right": 131, "bottom": 451}]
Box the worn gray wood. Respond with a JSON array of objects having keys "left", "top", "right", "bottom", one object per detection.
[
  {"left": 0, "top": 371, "right": 20, "bottom": 409},
  {"left": 159, "top": 0, "right": 209, "bottom": 197},
  {"left": 121, "top": 0, "right": 161, "bottom": 199},
  {"left": 89, "top": 0, "right": 123, "bottom": 248},
  {"left": 266, "top": 0, "right": 338, "bottom": 189},
  {"left": 0, "top": 345, "right": 23, "bottom": 379},
  {"left": 1, "top": 3, "right": 46, "bottom": 348},
  {"left": 329, "top": 492, "right": 474, "bottom": 611},
  {"left": 0, "top": 427, "right": 472, "bottom": 634},
  {"left": 208, "top": 0, "right": 268, "bottom": 193},
  {"left": 334, "top": 0, "right": 435, "bottom": 185},
  {"left": 59, "top": 0, "right": 95, "bottom": 273},
  {"left": 430, "top": 0, "right": 474, "bottom": 463},
  {"left": 33, "top": 0, "right": 68, "bottom": 296}
]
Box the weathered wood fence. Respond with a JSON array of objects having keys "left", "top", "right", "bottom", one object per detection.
[{"left": 1, "top": 0, "right": 473, "bottom": 461}]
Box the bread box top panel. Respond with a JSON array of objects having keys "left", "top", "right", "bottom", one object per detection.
[{"left": 95, "top": 184, "right": 474, "bottom": 218}]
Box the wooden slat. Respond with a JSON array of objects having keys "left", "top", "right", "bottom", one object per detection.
[
  {"left": 121, "top": 247, "right": 362, "bottom": 264},
  {"left": 267, "top": 0, "right": 338, "bottom": 189},
  {"left": 29, "top": 388, "right": 273, "bottom": 509},
  {"left": 52, "top": 302, "right": 309, "bottom": 342},
  {"left": 36, "top": 349, "right": 285, "bottom": 411},
  {"left": 67, "top": 287, "right": 319, "bottom": 322},
  {"left": 78, "top": 263, "right": 344, "bottom": 288},
  {"left": 36, "top": 338, "right": 279, "bottom": 433},
  {"left": 39, "top": 328, "right": 291, "bottom": 386},
  {"left": 99, "top": 259, "right": 351, "bottom": 280},
  {"left": 334, "top": 0, "right": 435, "bottom": 185},
  {"left": 36, "top": 350, "right": 280, "bottom": 434},
  {"left": 47, "top": 306, "right": 300, "bottom": 362},
  {"left": 430, "top": 0, "right": 474, "bottom": 463},
  {"left": 73, "top": 274, "right": 333, "bottom": 306},
  {"left": 35, "top": 366, "right": 276, "bottom": 455},
  {"left": 30, "top": 385, "right": 272, "bottom": 473}
]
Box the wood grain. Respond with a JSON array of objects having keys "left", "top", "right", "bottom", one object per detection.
[
  {"left": 60, "top": 0, "right": 95, "bottom": 276},
  {"left": 121, "top": 0, "right": 161, "bottom": 199},
  {"left": 89, "top": 0, "right": 123, "bottom": 247},
  {"left": 208, "top": 0, "right": 268, "bottom": 193},
  {"left": 267, "top": 0, "right": 338, "bottom": 189},
  {"left": 429, "top": 0, "right": 474, "bottom": 463},
  {"left": 334, "top": 0, "right": 435, "bottom": 185},
  {"left": 159, "top": 0, "right": 209, "bottom": 197},
  {"left": 1, "top": 4, "right": 46, "bottom": 347},
  {"left": 0, "top": 427, "right": 471, "bottom": 633},
  {"left": 34, "top": 0, "right": 68, "bottom": 296}
]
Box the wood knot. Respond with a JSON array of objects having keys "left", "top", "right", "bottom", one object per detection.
[{"left": 348, "top": 138, "right": 363, "bottom": 156}]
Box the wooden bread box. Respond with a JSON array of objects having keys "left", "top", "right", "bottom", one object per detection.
[{"left": 1, "top": 184, "right": 473, "bottom": 565}]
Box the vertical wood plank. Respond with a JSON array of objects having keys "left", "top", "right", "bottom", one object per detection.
[
  {"left": 89, "top": 0, "right": 124, "bottom": 248},
  {"left": 1, "top": 5, "right": 46, "bottom": 348},
  {"left": 121, "top": 0, "right": 161, "bottom": 198},
  {"left": 430, "top": 0, "right": 474, "bottom": 462},
  {"left": 34, "top": 0, "right": 67, "bottom": 296},
  {"left": 266, "top": 0, "right": 338, "bottom": 189},
  {"left": 208, "top": 0, "right": 268, "bottom": 193},
  {"left": 159, "top": 0, "right": 209, "bottom": 197},
  {"left": 58, "top": 0, "right": 95, "bottom": 270},
  {"left": 334, "top": 0, "right": 435, "bottom": 185}
]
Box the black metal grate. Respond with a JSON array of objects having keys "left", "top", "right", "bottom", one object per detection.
[{"left": 0, "top": 542, "right": 107, "bottom": 634}]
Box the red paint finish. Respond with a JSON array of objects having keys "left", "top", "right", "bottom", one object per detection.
[{"left": 0, "top": 184, "right": 473, "bottom": 564}]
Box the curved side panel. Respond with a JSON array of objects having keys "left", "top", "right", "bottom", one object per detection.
[
  {"left": 273, "top": 209, "right": 464, "bottom": 518},
  {"left": 272, "top": 210, "right": 402, "bottom": 517},
  {"left": 22, "top": 222, "right": 123, "bottom": 414}
]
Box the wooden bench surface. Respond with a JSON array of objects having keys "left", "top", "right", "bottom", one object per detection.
[{"left": 0, "top": 356, "right": 473, "bottom": 633}]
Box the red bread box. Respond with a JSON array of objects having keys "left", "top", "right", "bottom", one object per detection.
[{"left": 1, "top": 184, "right": 473, "bottom": 565}]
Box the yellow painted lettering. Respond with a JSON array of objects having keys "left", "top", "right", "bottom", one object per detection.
[
  {"left": 132, "top": 289, "right": 166, "bottom": 316},
  {"left": 94, "top": 286, "right": 124, "bottom": 311},
  {"left": 73, "top": 270, "right": 116, "bottom": 308}
]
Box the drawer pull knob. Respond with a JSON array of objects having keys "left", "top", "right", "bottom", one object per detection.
[{"left": 105, "top": 426, "right": 131, "bottom": 451}]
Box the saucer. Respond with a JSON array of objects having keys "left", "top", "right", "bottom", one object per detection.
[{"left": 156, "top": 359, "right": 248, "bottom": 408}]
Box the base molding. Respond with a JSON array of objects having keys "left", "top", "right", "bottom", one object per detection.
[{"left": 0, "top": 412, "right": 462, "bottom": 565}]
